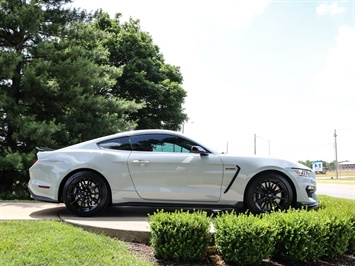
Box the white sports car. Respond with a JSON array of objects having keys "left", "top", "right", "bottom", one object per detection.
[{"left": 28, "top": 129, "right": 318, "bottom": 216}]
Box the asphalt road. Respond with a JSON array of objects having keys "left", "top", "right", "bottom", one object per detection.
[{"left": 316, "top": 183, "right": 355, "bottom": 200}]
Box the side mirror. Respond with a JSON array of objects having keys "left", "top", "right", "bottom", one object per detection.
[{"left": 191, "top": 146, "right": 209, "bottom": 156}]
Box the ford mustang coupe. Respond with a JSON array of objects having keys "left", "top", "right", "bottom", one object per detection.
[{"left": 28, "top": 129, "right": 318, "bottom": 216}]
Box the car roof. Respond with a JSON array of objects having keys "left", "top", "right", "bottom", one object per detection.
[
  {"left": 105, "top": 129, "right": 184, "bottom": 141},
  {"left": 60, "top": 129, "right": 186, "bottom": 150}
]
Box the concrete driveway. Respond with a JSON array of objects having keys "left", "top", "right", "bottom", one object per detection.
[
  {"left": 0, "top": 202, "right": 151, "bottom": 244},
  {"left": 0, "top": 202, "right": 65, "bottom": 220}
]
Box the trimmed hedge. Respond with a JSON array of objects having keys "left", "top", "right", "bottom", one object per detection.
[
  {"left": 148, "top": 210, "right": 211, "bottom": 262},
  {"left": 214, "top": 212, "right": 276, "bottom": 265},
  {"left": 317, "top": 196, "right": 355, "bottom": 255},
  {"left": 267, "top": 210, "right": 329, "bottom": 262},
  {"left": 148, "top": 196, "right": 355, "bottom": 264}
]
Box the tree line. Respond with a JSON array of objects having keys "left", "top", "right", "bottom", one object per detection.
[
  {"left": 0, "top": 0, "right": 187, "bottom": 199},
  {"left": 297, "top": 160, "right": 339, "bottom": 171}
]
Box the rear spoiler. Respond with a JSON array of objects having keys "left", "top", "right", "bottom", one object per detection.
[{"left": 36, "top": 147, "right": 55, "bottom": 152}]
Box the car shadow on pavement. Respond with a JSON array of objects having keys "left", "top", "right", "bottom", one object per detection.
[
  {"left": 27, "top": 203, "right": 237, "bottom": 221},
  {"left": 29, "top": 205, "right": 66, "bottom": 220}
]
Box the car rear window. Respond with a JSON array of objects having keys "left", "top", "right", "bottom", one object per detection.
[{"left": 97, "top": 137, "right": 131, "bottom": 151}]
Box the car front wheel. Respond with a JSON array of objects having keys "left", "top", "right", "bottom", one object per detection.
[
  {"left": 245, "top": 173, "right": 293, "bottom": 214},
  {"left": 63, "top": 171, "right": 109, "bottom": 217}
]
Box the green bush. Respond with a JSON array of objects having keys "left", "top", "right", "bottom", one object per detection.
[
  {"left": 148, "top": 210, "right": 211, "bottom": 262},
  {"left": 321, "top": 210, "right": 352, "bottom": 258},
  {"left": 268, "top": 210, "right": 328, "bottom": 262},
  {"left": 268, "top": 201, "right": 354, "bottom": 262},
  {"left": 214, "top": 212, "right": 277, "bottom": 265},
  {"left": 318, "top": 196, "right": 355, "bottom": 252},
  {"left": 347, "top": 208, "right": 355, "bottom": 251}
]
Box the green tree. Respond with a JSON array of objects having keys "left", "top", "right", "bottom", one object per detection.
[
  {"left": 0, "top": 0, "right": 141, "bottom": 198},
  {"left": 93, "top": 11, "right": 188, "bottom": 130},
  {"left": 297, "top": 160, "right": 313, "bottom": 169}
]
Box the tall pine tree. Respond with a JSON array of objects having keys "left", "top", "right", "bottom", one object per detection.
[{"left": 0, "top": 0, "right": 141, "bottom": 198}]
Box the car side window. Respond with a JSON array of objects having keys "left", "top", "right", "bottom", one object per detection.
[
  {"left": 97, "top": 137, "right": 131, "bottom": 151},
  {"left": 129, "top": 134, "right": 197, "bottom": 153}
]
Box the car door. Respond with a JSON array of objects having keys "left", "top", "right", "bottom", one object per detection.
[{"left": 127, "top": 133, "right": 224, "bottom": 202}]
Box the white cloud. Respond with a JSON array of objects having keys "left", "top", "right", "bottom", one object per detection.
[
  {"left": 195, "top": 0, "right": 270, "bottom": 28},
  {"left": 313, "top": 24, "right": 355, "bottom": 161},
  {"left": 71, "top": 0, "right": 271, "bottom": 68},
  {"left": 315, "top": 25, "right": 355, "bottom": 101},
  {"left": 316, "top": 2, "right": 346, "bottom": 16},
  {"left": 74, "top": 0, "right": 271, "bottom": 28}
]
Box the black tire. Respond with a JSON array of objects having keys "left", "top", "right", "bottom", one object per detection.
[
  {"left": 245, "top": 173, "right": 293, "bottom": 214},
  {"left": 63, "top": 171, "right": 109, "bottom": 217}
]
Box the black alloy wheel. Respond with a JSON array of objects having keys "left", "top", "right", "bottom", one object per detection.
[
  {"left": 246, "top": 173, "right": 293, "bottom": 214},
  {"left": 63, "top": 171, "right": 109, "bottom": 217}
]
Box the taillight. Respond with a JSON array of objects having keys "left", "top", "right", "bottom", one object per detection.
[{"left": 32, "top": 159, "right": 38, "bottom": 166}]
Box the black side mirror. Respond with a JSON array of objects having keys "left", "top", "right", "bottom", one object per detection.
[{"left": 191, "top": 146, "right": 209, "bottom": 156}]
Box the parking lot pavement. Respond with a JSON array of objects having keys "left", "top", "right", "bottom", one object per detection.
[{"left": 317, "top": 183, "right": 355, "bottom": 200}]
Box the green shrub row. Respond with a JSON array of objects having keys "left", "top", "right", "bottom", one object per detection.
[
  {"left": 148, "top": 197, "right": 355, "bottom": 265},
  {"left": 258, "top": 207, "right": 353, "bottom": 264}
]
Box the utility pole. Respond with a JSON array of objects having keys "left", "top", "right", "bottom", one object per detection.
[
  {"left": 254, "top": 134, "right": 256, "bottom": 155},
  {"left": 254, "top": 134, "right": 270, "bottom": 156},
  {"left": 334, "top": 129, "right": 339, "bottom": 179},
  {"left": 268, "top": 139, "right": 271, "bottom": 156}
]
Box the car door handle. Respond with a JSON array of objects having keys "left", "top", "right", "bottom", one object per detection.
[{"left": 132, "top": 160, "right": 150, "bottom": 165}]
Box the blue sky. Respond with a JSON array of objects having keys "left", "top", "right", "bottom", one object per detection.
[{"left": 71, "top": 0, "right": 355, "bottom": 163}]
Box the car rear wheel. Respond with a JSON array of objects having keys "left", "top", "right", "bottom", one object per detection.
[
  {"left": 63, "top": 171, "right": 109, "bottom": 217},
  {"left": 245, "top": 173, "right": 293, "bottom": 214}
]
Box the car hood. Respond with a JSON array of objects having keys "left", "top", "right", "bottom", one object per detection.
[{"left": 219, "top": 154, "right": 311, "bottom": 170}]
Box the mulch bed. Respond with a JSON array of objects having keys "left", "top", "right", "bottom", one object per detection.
[{"left": 128, "top": 243, "right": 355, "bottom": 266}]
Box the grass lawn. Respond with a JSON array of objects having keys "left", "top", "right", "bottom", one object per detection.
[
  {"left": 316, "top": 171, "right": 355, "bottom": 185},
  {"left": 0, "top": 220, "right": 152, "bottom": 266}
]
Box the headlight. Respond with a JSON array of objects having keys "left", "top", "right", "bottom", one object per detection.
[{"left": 292, "top": 168, "right": 311, "bottom": 177}]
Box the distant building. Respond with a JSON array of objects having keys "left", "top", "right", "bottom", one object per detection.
[{"left": 339, "top": 161, "right": 355, "bottom": 171}]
